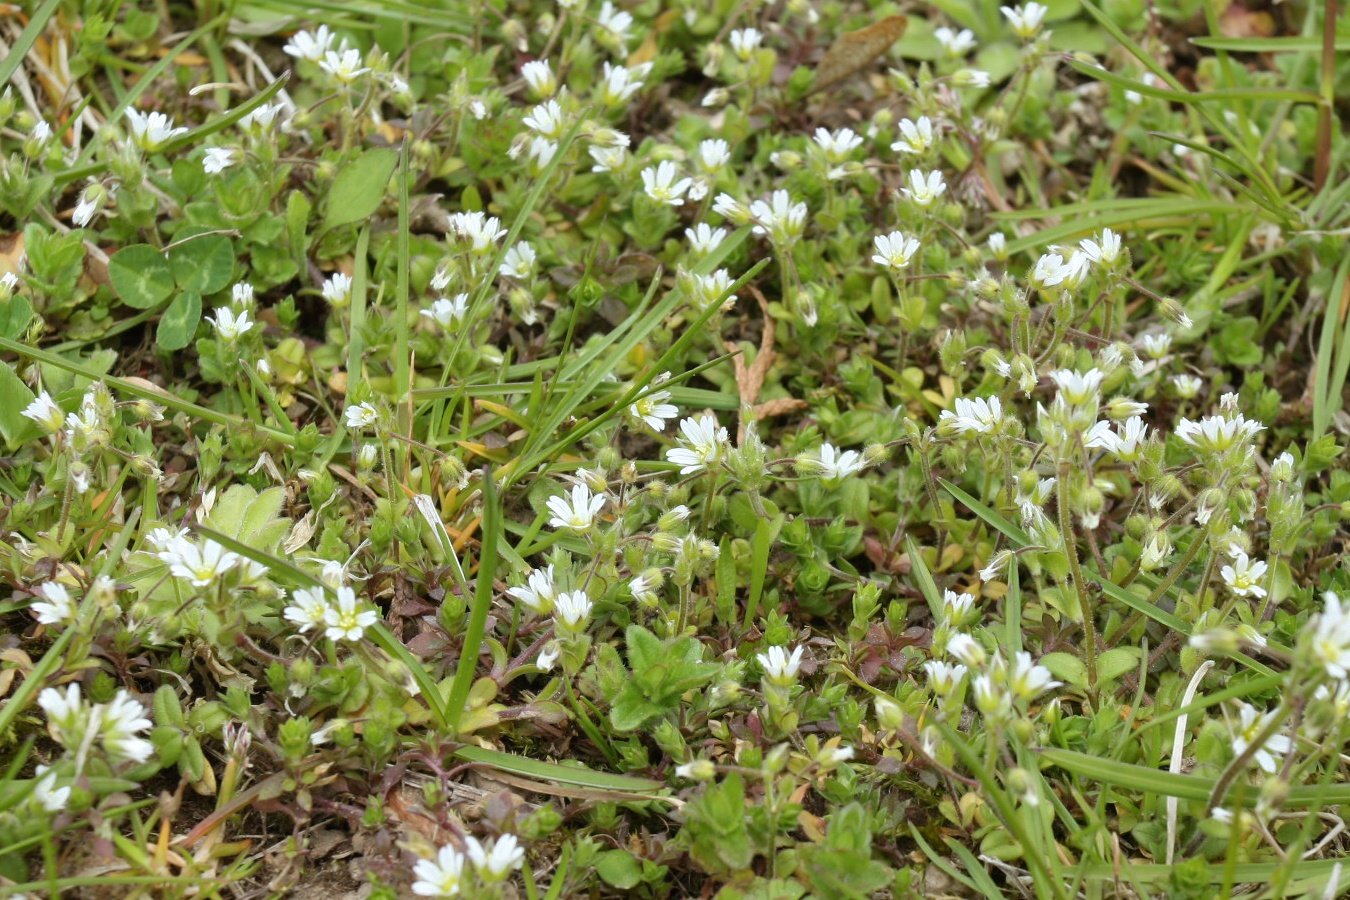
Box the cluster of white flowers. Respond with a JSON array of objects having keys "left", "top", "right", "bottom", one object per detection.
[
  {"left": 283, "top": 583, "right": 378, "bottom": 642},
  {"left": 412, "top": 833, "right": 526, "bottom": 896},
  {"left": 39, "top": 683, "right": 153, "bottom": 768},
  {"left": 943, "top": 633, "right": 1060, "bottom": 723},
  {"left": 155, "top": 531, "right": 243, "bottom": 587}
]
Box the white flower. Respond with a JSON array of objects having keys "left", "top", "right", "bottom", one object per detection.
[
  {"left": 596, "top": 1, "right": 633, "bottom": 47},
  {"left": 1139, "top": 333, "right": 1172, "bottom": 359},
  {"left": 508, "top": 565, "right": 558, "bottom": 614},
  {"left": 1029, "top": 252, "right": 1077, "bottom": 289},
  {"left": 31, "top": 582, "right": 75, "bottom": 625},
  {"left": 1084, "top": 416, "right": 1149, "bottom": 461},
  {"left": 728, "top": 27, "right": 763, "bottom": 61},
  {"left": 465, "top": 834, "right": 525, "bottom": 882},
  {"left": 323, "top": 585, "right": 377, "bottom": 642},
  {"left": 988, "top": 233, "right": 1008, "bottom": 259},
  {"left": 422, "top": 294, "right": 470, "bottom": 328},
  {"left": 686, "top": 269, "right": 737, "bottom": 310},
  {"left": 598, "top": 62, "right": 644, "bottom": 106},
  {"left": 1000, "top": 2, "right": 1049, "bottom": 38},
  {"left": 902, "top": 169, "right": 946, "bottom": 207},
  {"left": 282, "top": 25, "right": 336, "bottom": 62},
  {"left": 73, "top": 193, "right": 99, "bottom": 227},
  {"left": 1172, "top": 373, "right": 1203, "bottom": 399},
  {"left": 629, "top": 572, "right": 661, "bottom": 604},
  {"left": 1049, "top": 368, "right": 1104, "bottom": 406},
  {"left": 1007, "top": 651, "right": 1061, "bottom": 700},
  {"left": 815, "top": 443, "right": 865, "bottom": 482},
  {"left": 1079, "top": 228, "right": 1122, "bottom": 266},
  {"left": 22, "top": 391, "right": 63, "bottom": 433},
  {"left": 125, "top": 109, "right": 188, "bottom": 151},
  {"left": 526, "top": 137, "right": 558, "bottom": 172},
  {"left": 319, "top": 47, "right": 371, "bottom": 85},
  {"left": 698, "top": 138, "right": 731, "bottom": 172},
  {"left": 890, "top": 117, "right": 934, "bottom": 155},
  {"left": 163, "top": 538, "right": 241, "bottom": 587},
  {"left": 749, "top": 190, "right": 808, "bottom": 243},
  {"left": 206, "top": 307, "right": 252, "bottom": 342},
  {"left": 1060, "top": 249, "right": 1092, "bottom": 288},
  {"left": 589, "top": 144, "right": 629, "bottom": 172},
  {"left": 499, "top": 241, "right": 536, "bottom": 279},
  {"left": 872, "top": 231, "right": 921, "bottom": 270},
  {"left": 101, "top": 690, "right": 154, "bottom": 764},
  {"left": 1309, "top": 591, "right": 1350, "bottom": 680},
  {"left": 686, "top": 223, "right": 727, "bottom": 255},
  {"left": 283, "top": 586, "right": 329, "bottom": 633},
  {"left": 812, "top": 127, "right": 864, "bottom": 164},
  {"left": 1137, "top": 535, "right": 1168, "bottom": 571},
  {"left": 39, "top": 684, "right": 83, "bottom": 737},
  {"left": 952, "top": 69, "right": 992, "bottom": 88},
  {"left": 232, "top": 282, "right": 255, "bottom": 307},
  {"left": 937, "top": 396, "right": 1004, "bottom": 435},
  {"left": 712, "top": 192, "right": 751, "bottom": 224},
  {"left": 946, "top": 633, "right": 986, "bottom": 667},
  {"left": 641, "top": 161, "right": 693, "bottom": 206},
  {"left": 701, "top": 87, "right": 731, "bottom": 107},
  {"left": 412, "top": 845, "right": 467, "bottom": 897},
  {"left": 239, "top": 101, "right": 284, "bottom": 133},
  {"left": 972, "top": 673, "right": 1010, "bottom": 720},
  {"left": 553, "top": 590, "right": 593, "bottom": 631},
  {"left": 934, "top": 26, "right": 977, "bottom": 57},
  {"left": 666, "top": 414, "right": 728, "bottom": 474},
  {"left": 757, "top": 645, "right": 804, "bottom": 686},
  {"left": 941, "top": 589, "right": 978, "bottom": 626},
  {"left": 521, "top": 59, "right": 556, "bottom": 97},
  {"left": 345, "top": 402, "right": 380, "bottom": 430},
  {"left": 1221, "top": 546, "right": 1269, "bottom": 598},
  {"left": 323, "top": 272, "right": 353, "bottom": 307},
  {"left": 31, "top": 769, "right": 70, "bottom": 813},
  {"left": 202, "top": 147, "right": 237, "bottom": 174},
  {"left": 537, "top": 643, "right": 560, "bottom": 671},
  {"left": 1174, "top": 414, "right": 1265, "bottom": 454},
  {"left": 821, "top": 745, "right": 854, "bottom": 765},
  {"left": 1231, "top": 702, "right": 1291, "bottom": 774},
  {"left": 630, "top": 385, "right": 678, "bottom": 431},
  {"left": 522, "top": 99, "right": 565, "bottom": 139},
  {"left": 546, "top": 483, "right": 607, "bottom": 532},
  {"left": 923, "top": 660, "right": 968, "bottom": 696}
]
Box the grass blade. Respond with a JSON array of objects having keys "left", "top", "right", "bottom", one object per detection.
[{"left": 444, "top": 467, "right": 500, "bottom": 734}]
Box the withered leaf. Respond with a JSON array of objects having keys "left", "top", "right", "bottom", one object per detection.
[{"left": 812, "top": 15, "right": 907, "bottom": 95}]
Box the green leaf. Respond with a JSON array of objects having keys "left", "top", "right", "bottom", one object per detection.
[
  {"left": 168, "top": 232, "right": 234, "bottom": 295},
  {"left": 625, "top": 624, "right": 664, "bottom": 672},
  {"left": 451, "top": 745, "right": 664, "bottom": 793},
  {"left": 155, "top": 291, "right": 201, "bottom": 351},
  {"left": 594, "top": 851, "right": 644, "bottom": 889},
  {"left": 108, "top": 244, "right": 175, "bottom": 309},
  {"left": 0, "top": 361, "right": 39, "bottom": 449},
  {"left": 1040, "top": 748, "right": 1350, "bottom": 808},
  {"left": 1096, "top": 647, "right": 1142, "bottom": 683},
  {"left": 323, "top": 148, "right": 398, "bottom": 230},
  {"left": 1039, "top": 652, "right": 1088, "bottom": 689},
  {"left": 0, "top": 294, "right": 34, "bottom": 340}
]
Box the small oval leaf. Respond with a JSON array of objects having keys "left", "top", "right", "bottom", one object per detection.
[
  {"left": 156, "top": 291, "right": 201, "bottom": 350},
  {"left": 169, "top": 232, "right": 235, "bottom": 295},
  {"left": 323, "top": 148, "right": 398, "bottom": 230},
  {"left": 109, "top": 244, "right": 174, "bottom": 309}
]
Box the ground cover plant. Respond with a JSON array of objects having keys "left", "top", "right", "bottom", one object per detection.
[{"left": 1, "top": 0, "right": 1349, "bottom": 896}]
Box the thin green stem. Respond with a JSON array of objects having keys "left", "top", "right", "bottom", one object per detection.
[{"left": 1057, "top": 458, "right": 1098, "bottom": 697}]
